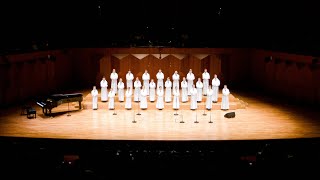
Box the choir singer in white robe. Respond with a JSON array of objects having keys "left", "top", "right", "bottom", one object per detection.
[
  {"left": 100, "top": 77, "right": 108, "bottom": 102},
  {"left": 110, "top": 69, "right": 118, "bottom": 94},
  {"left": 172, "top": 71, "right": 180, "bottom": 90},
  {"left": 173, "top": 86, "right": 180, "bottom": 110},
  {"left": 190, "top": 85, "right": 198, "bottom": 110},
  {"left": 212, "top": 74, "right": 220, "bottom": 103},
  {"left": 221, "top": 85, "right": 230, "bottom": 110},
  {"left": 202, "top": 69, "right": 210, "bottom": 96},
  {"left": 196, "top": 78, "right": 203, "bottom": 102},
  {"left": 140, "top": 86, "right": 148, "bottom": 109},
  {"left": 91, "top": 86, "right": 98, "bottom": 110},
  {"left": 186, "top": 69, "right": 195, "bottom": 96},
  {"left": 117, "top": 78, "right": 125, "bottom": 102},
  {"left": 156, "top": 86, "right": 164, "bottom": 110},
  {"left": 156, "top": 69, "right": 164, "bottom": 90},
  {"left": 165, "top": 77, "right": 172, "bottom": 103},
  {"left": 149, "top": 79, "right": 156, "bottom": 102},
  {"left": 206, "top": 85, "right": 213, "bottom": 110},
  {"left": 134, "top": 77, "right": 142, "bottom": 102},
  {"left": 126, "top": 70, "right": 134, "bottom": 89},
  {"left": 125, "top": 87, "right": 132, "bottom": 110},
  {"left": 181, "top": 77, "right": 188, "bottom": 103},
  {"left": 142, "top": 70, "right": 150, "bottom": 95},
  {"left": 108, "top": 88, "right": 115, "bottom": 110}
]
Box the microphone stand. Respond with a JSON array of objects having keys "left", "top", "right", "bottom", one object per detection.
[
  {"left": 113, "top": 101, "right": 117, "bottom": 115},
  {"left": 174, "top": 93, "right": 178, "bottom": 116},
  {"left": 194, "top": 110, "right": 199, "bottom": 123},
  {"left": 132, "top": 109, "right": 137, "bottom": 123},
  {"left": 67, "top": 95, "right": 71, "bottom": 116},
  {"left": 179, "top": 114, "right": 184, "bottom": 123},
  {"left": 209, "top": 111, "right": 213, "bottom": 123},
  {"left": 203, "top": 103, "right": 207, "bottom": 116},
  {"left": 136, "top": 100, "right": 141, "bottom": 115}
]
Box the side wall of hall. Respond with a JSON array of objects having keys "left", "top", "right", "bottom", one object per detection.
[{"left": 250, "top": 49, "right": 320, "bottom": 105}]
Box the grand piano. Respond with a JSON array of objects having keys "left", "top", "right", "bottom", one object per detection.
[{"left": 36, "top": 93, "right": 83, "bottom": 116}]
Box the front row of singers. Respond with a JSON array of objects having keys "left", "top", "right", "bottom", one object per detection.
[{"left": 91, "top": 84, "right": 230, "bottom": 111}]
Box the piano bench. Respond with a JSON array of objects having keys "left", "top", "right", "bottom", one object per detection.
[
  {"left": 27, "top": 108, "right": 36, "bottom": 119},
  {"left": 21, "top": 105, "right": 31, "bottom": 115}
]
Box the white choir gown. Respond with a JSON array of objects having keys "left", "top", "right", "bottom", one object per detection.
[
  {"left": 212, "top": 78, "right": 220, "bottom": 102},
  {"left": 134, "top": 80, "right": 142, "bottom": 102},
  {"left": 181, "top": 81, "right": 188, "bottom": 102},
  {"left": 140, "top": 89, "right": 148, "bottom": 109},
  {"left": 172, "top": 73, "right": 180, "bottom": 89},
  {"left": 108, "top": 91, "right": 115, "bottom": 110},
  {"left": 100, "top": 79, "right": 108, "bottom": 102},
  {"left": 196, "top": 81, "right": 203, "bottom": 102},
  {"left": 173, "top": 89, "right": 180, "bottom": 109},
  {"left": 110, "top": 72, "right": 118, "bottom": 94},
  {"left": 206, "top": 89, "right": 213, "bottom": 110},
  {"left": 202, "top": 72, "right": 210, "bottom": 95},
  {"left": 221, "top": 88, "right": 230, "bottom": 110},
  {"left": 156, "top": 72, "right": 164, "bottom": 89},
  {"left": 126, "top": 72, "right": 134, "bottom": 89},
  {"left": 165, "top": 80, "right": 172, "bottom": 102},
  {"left": 117, "top": 81, "right": 125, "bottom": 102},
  {"left": 91, "top": 89, "right": 98, "bottom": 110},
  {"left": 156, "top": 89, "right": 164, "bottom": 110},
  {"left": 142, "top": 73, "right": 150, "bottom": 95},
  {"left": 186, "top": 72, "right": 195, "bottom": 95},
  {"left": 125, "top": 90, "right": 132, "bottom": 109},
  {"left": 190, "top": 88, "right": 198, "bottom": 110},
  {"left": 149, "top": 82, "right": 156, "bottom": 102}
]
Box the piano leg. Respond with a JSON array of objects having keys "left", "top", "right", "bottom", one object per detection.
[{"left": 79, "top": 101, "right": 82, "bottom": 109}]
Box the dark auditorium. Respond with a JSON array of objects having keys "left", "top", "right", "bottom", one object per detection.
[{"left": 1, "top": 1, "right": 320, "bottom": 179}]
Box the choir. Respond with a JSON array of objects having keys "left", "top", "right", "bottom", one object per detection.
[{"left": 91, "top": 69, "right": 230, "bottom": 111}]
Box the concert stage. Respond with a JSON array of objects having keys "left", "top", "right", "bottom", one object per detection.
[{"left": 1, "top": 89, "right": 320, "bottom": 140}]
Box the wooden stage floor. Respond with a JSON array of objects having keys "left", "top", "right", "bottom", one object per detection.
[{"left": 1, "top": 90, "right": 320, "bottom": 140}]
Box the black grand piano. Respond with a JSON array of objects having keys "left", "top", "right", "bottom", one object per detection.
[{"left": 36, "top": 93, "right": 83, "bottom": 116}]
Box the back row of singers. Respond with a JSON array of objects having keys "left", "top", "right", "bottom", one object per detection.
[{"left": 100, "top": 68, "right": 221, "bottom": 101}]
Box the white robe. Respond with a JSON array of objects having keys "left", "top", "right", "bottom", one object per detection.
[
  {"left": 140, "top": 89, "right": 148, "bottom": 109},
  {"left": 108, "top": 91, "right": 115, "bottom": 109},
  {"left": 190, "top": 88, "right": 197, "bottom": 110},
  {"left": 181, "top": 81, "right": 188, "bottom": 102},
  {"left": 173, "top": 89, "right": 180, "bottom": 109},
  {"left": 221, "top": 88, "right": 230, "bottom": 110},
  {"left": 202, "top": 72, "right": 210, "bottom": 95},
  {"left": 91, "top": 89, "right": 98, "bottom": 109},
  {"left": 165, "top": 80, "right": 172, "bottom": 102},
  {"left": 134, "top": 80, "right": 141, "bottom": 102},
  {"left": 142, "top": 73, "right": 150, "bottom": 95},
  {"left": 110, "top": 73, "right": 118, "bottom": 94},
  {"left": 196, "top": 81, "right": 203, "bottom": 102},
  {"left": 117, "top": 82, "right": 125, "bottom": 102},
  {"left": 125, "top": 90, "right": 132, "bottom": 109},
  {"left": 126, "top": 73, "right": 134, "bottom": 89},
  {"left": 100, "top": 80, "right": 108, "bottom": 102},
  {"left": 156, "top": 89, "right": 164, "bottom": 109},
  {"left": 172, "top": 74, "right": 180, "bottom": 89},
  {"left": 206, "top": 89, "right": 213, "bottom": 110},
  {"left": 149, "top": 82, "right": 156, "bottom": 102},
  {"left": 156, "top": 72, "right": 164, "bottom": 89},
  {"left": 186, "top": 73, "right": 195, "bottom": 95},
  {"left": 212, "top": 78, "right": 220, "bottom": 102}
]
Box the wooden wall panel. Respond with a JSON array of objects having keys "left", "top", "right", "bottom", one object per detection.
[{"left": 250, "top": 49, "right": 319, "bottom": 104}]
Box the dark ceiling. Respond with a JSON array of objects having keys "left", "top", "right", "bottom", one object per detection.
[{"left": 0, "top": 1, "right": 319, "bottom": 55}]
